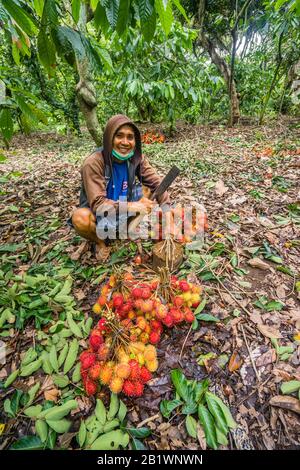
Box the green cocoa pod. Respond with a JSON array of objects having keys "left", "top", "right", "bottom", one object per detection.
[
  {"left": 66, "top": 312, "right": 83, "bottom": 338},
  {"left": 58, "top": 343, "right": 69, "bottom": 368},
  {"left": 20, "top": 358, "right": 43, "bottom": 377},
  {"left": 35, "top": 419, "right": 48, "bottom": 443},
  {"left": 63, "top": 338, "right": 79, "bottom": 374},
  {"left": 4, "top": 369, "right": 19, "bottom": 388}
]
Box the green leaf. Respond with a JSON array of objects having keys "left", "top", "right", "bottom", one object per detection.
[
  {"left": 37, "top": 29, "right": 56, "bottom": 72},
  {"left": 185, "top": 415, "right": 197, "bottom": 438},
  {"left": 160, "top": 399, "right": 182, "bottom": 418},
  {"left": 141, "top": 8, "right": 156, "bottom": 42},
  {"left": 138, "top": 0, "right": 154, "bottom": 20},
  {"left": 77, "top": 420, "right": 87, "bottom": 447},
  {"left": 265, "top": 300, "right": 284, "bottom": 312},
  {"left": 1, "top": 0, "right": 38, "bottom": 36},
  {"left": 93, "top": 2, "right": 110, "bottom": 33},
  {"left": 280, "top": 380, "right": 300, "bottom": 395},
  {"left": 198, "top": 405, "right": 218, "bottom": 450},
  {"left": 172, "top": 0, "right": 188, "bottom": 20},
  {"left": 9, "top": 435, "right": 44, "bottom": 450},
  {"left": 52, "top": 374, "right": 70, "bottom": 388},
  {"left": 116, "top": 0, "right": 130, "bottom": 35},
  {"left": 205, "top": 393, "right": 228, "bottom": 435},
  {"left": 90, "top": 430, "right": 129, "bottom": 450},
  {"left": 194, "top": 298, "right": 206, "bottom": 315},
  {"left": 72, "top": 0, "right": 81, "bottom": 23},
  {"left": 33, "top": 0, "right": 45, "bottom": 17},
  {"left": 127, "top": 427, "right": 151, "bottom": 438},
  {"left": 46, "top": 418, "right": 71, "bottom": 434},
  {"left": 104, "top": 0, "right": 120, "bottom": 29},
  {"left": 197, "top": 313, "right": 220, "bottom": 323},
  {"left": 205, "top": 392, "right": 236, "bottom": 429},
  {"left": 154, "top": 0, "right": 173, "bottom": 35},
  {"left": 0, "top": 154, "right": 7, "bottom": 163},
  {"left": 118, "top": 400, "right": 127, "bottom": 423},
  {"left": 131, "top": 437, "right": 147, "bottom": 450},
  {"left": 0, "top": 108, "right": 13, "bottom": 141},
  {"left": 24, "top": 405, "right": 43, "bottom": 418}
]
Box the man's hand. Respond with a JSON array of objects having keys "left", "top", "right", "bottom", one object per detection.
[{"left": 128, "top": 197, "right": 157, "bottom": 214}]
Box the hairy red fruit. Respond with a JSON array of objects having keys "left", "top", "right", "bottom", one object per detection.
[
  {"left": 140, "top": 366, "right": 152, "bottom": 383},
  {"left": 179, "top": 280, "right": 190, "bottom": 292},
  {"left": 89, "top": 362, "right": 102, "bottom": 380},
  {"left": 173, "top": 296, "right": 184, "bottom": 308},
  {"left": 149, "top": 331, "right": 160, "bottom": 344},
  {"left": 97, "top": 295, "right": 107, "bottom": 306},
  {"left": 150, "top": 319, "right": 163, "bottom": 332},
  {"left": 97, "top": 318, "right": 108, "bottom": 331},
  {"left": 129, "top": 359, "right": 140, "bottom": 380},
  {"left": 132, "top": 287, "right": 142, "bottom": 299},
  {"left": 89, "top": 333, "right": 104, "bottom": 352},
  {"left": 134, "top": 381, "right": 144, "bottom": 397},
  {"left": 141, "top": 286, "right": 151, "bottom": 299},
  {"left": 162, "top": 314, "right": 174, "bottom": 328},
  {"left": 97, "top": 343, "right": 109, "bottom": 361},
  {"left": 81, "top": 352, "right": 96, "bottom": 370},
  {"left": 113, "top": 294, "right": 124, "bottom": 308},
  {"left": 85, "top": 377, "right": 97, "bottom": 396},
  {"left": 122, "top": 380, "right": 136, "bottom": 397}
]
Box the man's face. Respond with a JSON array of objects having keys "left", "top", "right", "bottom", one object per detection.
[{"left": 113, "top": 125, "right": 136, "bottom": 155}]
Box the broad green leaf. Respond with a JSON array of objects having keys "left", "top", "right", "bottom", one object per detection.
[
  {"left": 72, "top": 0, "right": 81, "bottom": 23},
  {"left": 138, "top": 0, "right": 154, "bottom": 20},
  {"left": 197, "top": 313, "right": 220, "bottom": 323},
  {"left": 0, "top": 108, "right": 13, "bottom": 141},
  {"left": 198, "top": 405, "right": 218, "bottom": 450},
  {"left": 104, "top": 0, "right": 120, "bottom": 29},
  {"left": 194, "top": 298, "right": 206, "bottom": 315},
  {"left": 33, "top": 0, "right": 45, "bottom": 17},
  {"left": 205, "top": 393, "right": 228, "bottom": 435},
  {"left": 131, "top": 437, "right": 147, "bottom": 450},
  {"left": 172, "top": 0, "right": 188, "bottom": 21},
  {"left": 90, "top": 430, "right": 129, "bottom": 450},
  {"left": 46, "top": 418, "right": 71, "bottom": 433},
  {"left": 155, "top": 0, "right": 173, "bottom": 35},
  {"left": 160, "top": 399, "right": 182, "bottom": 418},
  {"left": 205, "top": 392, "right": 236, "bottom": 429},
  {"left": 280, "top": 380, "right": 300, "bottom": 395},
  {"left": 9, "top": 435, "right": 43, "bottom": 450},
  {"left": 77, "top": 420, "right": 87, "bottom": 447},
  {"left": 24, "top": 405, "right": 43, "bottom": 418},
  {"left": 127, "top": 427, "right": 151, "bottom": 438},
  {"left": 116, "top": 0, "right": 130, "bottom": 35},
  {"left": 141, "top": 9, "right": 157, "bottom": 42},
  {"left": 38, "top": 28, "right": 56, "bottom": 72},
  {"left": 1, "top": 0, "right": 38, "bottom": 36},
  {"left": 185, "top": 415, "right": 197, "bottom": 438},
  {"left": 265, "top": 300, "right": 284, "bottom": 312}
]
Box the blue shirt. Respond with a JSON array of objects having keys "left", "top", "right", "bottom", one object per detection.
[{"left": 106, "top": 161, "right": 128, "bottom": 201}]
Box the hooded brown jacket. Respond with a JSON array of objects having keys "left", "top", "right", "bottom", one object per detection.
[{"left": 79, "top": 115, "right": 170, "bottom": 214}]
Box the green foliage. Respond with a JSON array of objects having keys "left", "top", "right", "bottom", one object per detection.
[{"left": 160, "top": 369, "right": 236, "bottom": 449}]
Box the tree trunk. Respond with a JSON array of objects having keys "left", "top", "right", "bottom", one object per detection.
[
  {"left": 200, "top": 34, "right": 240, "bottom": 125},
  {"left": 75, "top": 3, "right": 102, "bottom": 145}
]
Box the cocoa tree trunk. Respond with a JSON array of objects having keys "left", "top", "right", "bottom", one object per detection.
[
  {"left": 75, "top": 3, "right": 102, "bottom": 145},
  {"left": 200, "top": 34, "right": 240, "bottom": 125}
]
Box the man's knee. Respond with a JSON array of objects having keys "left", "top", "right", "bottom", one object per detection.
[{"left": 72, "top": 208, "right": 95, "bottom": 231}]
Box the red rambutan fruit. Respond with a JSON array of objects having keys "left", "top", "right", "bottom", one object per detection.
[
  {"left": 140, "top": 366, "right": 152, "bottom": 383},
  {"left": 81, "top": 352, "right": 96, "bottom": 370},
  {"left": 149, "top": 331, "right": 160, "bottom": 344},
  {"left": 132, "top": 287, "right": 142, "bottom": 299},
  {"left": 85, "top": 377, "right": 97, "bottom": 396},
  {"left": 122, "top": 380, "right": 136, "bottom": 397},
  {"left": 88, "top": 362, "right": 102, "bottom": 380}
]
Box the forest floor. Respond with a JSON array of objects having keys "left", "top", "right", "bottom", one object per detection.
[{"left": 0, "top": 119, "right": 299, "bottom": 450}]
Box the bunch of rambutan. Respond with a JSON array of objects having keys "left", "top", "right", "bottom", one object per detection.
[{"left": 81, "top": 274, "right": 202, "bottom": 397}]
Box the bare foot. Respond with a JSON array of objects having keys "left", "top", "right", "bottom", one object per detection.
[{"left": 95, "top": 244, "right": 111, "bottom": 263}]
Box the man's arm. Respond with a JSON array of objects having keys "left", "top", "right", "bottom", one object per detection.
[{"left": 139, "top": 156, "right": 171, "bottom": 206}]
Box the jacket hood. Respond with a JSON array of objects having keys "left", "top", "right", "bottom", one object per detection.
[{"left": 102, "top": 114, "right": 142, "bottom": 168}]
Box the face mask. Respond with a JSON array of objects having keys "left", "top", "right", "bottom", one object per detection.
[{"left": 112, "top": 149, "right": 134, "bottom": 161}]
